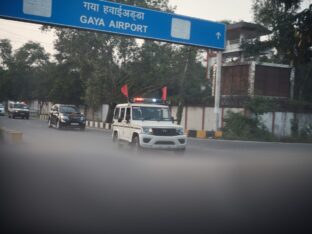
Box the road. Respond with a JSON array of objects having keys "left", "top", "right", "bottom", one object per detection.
[{"left": 1, "top": 117, "right": 312, "bottom": 233}]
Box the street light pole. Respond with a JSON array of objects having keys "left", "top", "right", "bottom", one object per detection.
[{"left": 214, "top": 51, "right": 222, "bottom": 131}]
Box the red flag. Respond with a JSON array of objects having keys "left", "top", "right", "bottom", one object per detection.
[
  {"left": 161, "top": 86, "right": 167, "bottom": 101},
  {"left": 121, "top": 84, "right": 128, "bottom": 97}
]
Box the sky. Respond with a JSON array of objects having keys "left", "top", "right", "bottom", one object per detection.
[{"left": 0, "top": 0, "right": 310, "bottom": 55}]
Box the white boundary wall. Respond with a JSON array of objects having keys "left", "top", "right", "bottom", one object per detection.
[
  {"left": 28, "top": 100, "right": 312, "bottom": 137},
  {"left": 172, "top": 106, "right": 312, "bottom": 137}
]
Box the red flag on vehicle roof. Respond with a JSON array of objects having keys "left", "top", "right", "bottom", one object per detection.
[
  {"left": 121, "top": 84, "right": 128, "bottom": 97},
  {"left": 161, "top": 86, "right": 167, "bottom": 101}
]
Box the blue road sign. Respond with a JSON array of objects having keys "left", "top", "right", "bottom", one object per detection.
[{"left": 0, "top": 0, "right": 226, "bottom": 50}]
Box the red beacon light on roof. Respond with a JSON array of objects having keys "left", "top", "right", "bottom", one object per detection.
[
  {"left": 133, "top": 97, "right": 144, "bottom": 102},
  {"left": 130, "top": 97, "right": 167, "bottom": 105}
]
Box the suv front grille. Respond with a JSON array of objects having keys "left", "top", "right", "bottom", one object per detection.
[
  {"left": 152, "top": 128, "right": 177, "bottom": 136},
  {"left": 155, "top": 141, "right": 175, "bottom": 145}
]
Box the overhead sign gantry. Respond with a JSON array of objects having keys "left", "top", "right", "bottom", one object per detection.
[{"left": 0, "top": 0, "right": 226, "bottom": 50}]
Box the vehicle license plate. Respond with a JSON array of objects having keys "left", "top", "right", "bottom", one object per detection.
[{"left": 71, "top": 123, "right": 79, "bottom": 126}]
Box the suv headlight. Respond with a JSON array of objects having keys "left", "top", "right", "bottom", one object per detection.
[
  {"left": 176, "top": 128, "right": 184, "bottom": 135},
  {"left": 60, "top": 115, "right": 69, "bottom": 121},
  {"left": 142, "top": 127, "right": 153, "bottom": 135},
  {"left": 80, "top": 116, "right": 85, "bottom": 121}
]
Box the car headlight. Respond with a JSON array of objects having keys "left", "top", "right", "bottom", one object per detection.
[
  {"left": 142, "top": 127, "right": 153, "bottom": 135},
  {"left": 80, "top": 116, "right": 85, "bottom": 121},
  {"left": 176, "top": 128, "right": 184, "bottom": 135},
  {"left": 60, "top": 115, "right": 69, "bottom": 121}
]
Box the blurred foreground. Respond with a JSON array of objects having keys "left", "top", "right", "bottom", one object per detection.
[{"left": 1, "top": 117, "right": 312, "bottom": 233}]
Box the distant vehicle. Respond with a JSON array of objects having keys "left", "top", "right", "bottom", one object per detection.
[
  {"left": 48, "top": 104, "right": 86, "bottom": 130},
  {"left": 8, "top": 101, "right": 30, "bottom": 119},
  {"left": 0, "top": 103, "right": 5, "bottom": 116},
  {"left": 112, "top": 98, "right": 187, "bottom": 152}
]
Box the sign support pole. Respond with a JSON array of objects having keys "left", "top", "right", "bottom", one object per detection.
[{"left": 214, "top": 51, "right": 222, "bottom": 131}]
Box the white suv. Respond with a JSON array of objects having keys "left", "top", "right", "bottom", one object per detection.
[{"left": 112, "top": 99, "right": 187, "bottom": 151}]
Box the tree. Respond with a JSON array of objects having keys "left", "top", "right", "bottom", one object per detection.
[
  {"left": 48, "top": 63, "right": 83, "bottom": 105},
  {"left": 9, "top": 42, "right": 50, "bottom": 101},
  {"left": 0, "top": 39, "right": 13, "bottom": 69},
  {"left": 0, "top": 39, "right": 13, "bottom": 101}
]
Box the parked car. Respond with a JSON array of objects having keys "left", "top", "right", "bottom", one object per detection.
[
  {"left": 8, "top": 101, "right": 30, "bottom": 119},
  {"left": 0, "top": 103, "right": 5, "bottom": 116},
  {"left": 48, "top": 104, "right": 86, "bottom": 130}
]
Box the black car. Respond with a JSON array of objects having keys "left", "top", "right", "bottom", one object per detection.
[{"left": 48, "top": 104, "right": 86, "bottom": 130}]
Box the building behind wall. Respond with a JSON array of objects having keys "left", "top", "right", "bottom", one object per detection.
[
  {"left": 223, "top": 21, "right": 272, "bottom": 63},
  {"left": 211, "top": 21, "right": 295, "bottom": 100},
  {"left": 212, "top": 62, "right": 293, "bottom": 98}
]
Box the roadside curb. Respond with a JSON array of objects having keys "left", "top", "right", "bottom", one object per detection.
[
  {"left": 39, "top": 114, "right": 49, "bottom": 120},
  {"left": 86, "top": 121, "right": 112, "bottom": 130},
  {"left": 39, "top": 115, "right": 113, "bottom": 130},
  {"left": 186, "top": 130, "right": 223, "bottom": 139}
]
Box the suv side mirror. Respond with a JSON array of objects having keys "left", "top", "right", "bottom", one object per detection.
[{"left": 171, "top": 116, "right": 175, "bottom": 123}]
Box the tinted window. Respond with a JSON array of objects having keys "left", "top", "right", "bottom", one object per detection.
[
  {"left": 120, "top": 108, "right": 125, "bottom": 120},
  {"left": 14, "top": 104, "right": 28, "bottom": 109},
  {"left": 126, "top": 108, "right": 131, "bottom": 120},
  {"left": 114, "top": 108, "right": 120, "bottom": 119},
  {"left": 132, "top": 106, "right": 170, "bottom": 121},
  {"left": 59, "top": 106, "right": 78, "bottom": 113}
]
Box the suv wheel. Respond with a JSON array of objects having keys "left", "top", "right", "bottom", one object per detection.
[
  {"left": 48, "top": 118, "right": 52, "bottom": 128},
  {"left": 112, "top": 131, "right": 118, "bottom": 142},
  {"left": 132, "top": 135, "right": 142, "bottom": 152},
  {"left": 56, "top": 119, "right": 61, "bottom": 129}
]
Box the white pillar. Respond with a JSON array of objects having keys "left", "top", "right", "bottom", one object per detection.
[{"left": 214, "top": 51, "right": 222, "bottom": 131}]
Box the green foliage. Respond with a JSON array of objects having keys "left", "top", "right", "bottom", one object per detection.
[
  {"left": 289, "top": 119, "right": 312, "bottom": 143},
  {"left": 47, "top": 63, "right": 83, "bottom": 105},
  {"left": 290, "top": 118, "right": 299, "bottom": 137},
  {"left": 245, "top": 97, "right": 276, "bottom": 116},
  {"left": 223, "top": 111, "right": 274, "bottom": 141},
  {"left": 0, "top": 39, "right": 13, "bottom": 68},
  {"left": 300, "top": 124, "right": 312, "bottom": 138},
  {"left": 224, "top": 97, "right": 276, "bottom": 141}
]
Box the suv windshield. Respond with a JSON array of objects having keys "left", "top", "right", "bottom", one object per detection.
[
  {"left": 60, "top": 106, "right": 79, "bottom": 113},
  {"left": 14, "top": 104, "right": 28, "bottom": 109},
  {"left": 132, "top": 106, "right": 171, "bottom": 121}
]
